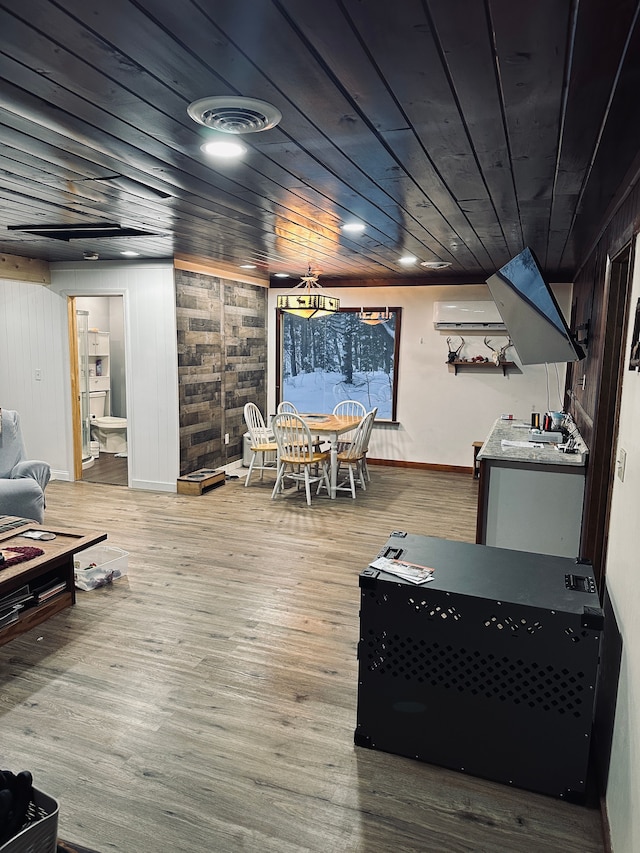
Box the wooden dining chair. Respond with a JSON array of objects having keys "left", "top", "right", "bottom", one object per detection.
[
  {"left": 243, "top": 402, "right": 278, "bottom": 487},
  {"left": 320, "top": 410, "right": 375, "bottom": 498},
  {"left": 361, "top": 406, "right": 378, "bottom": 482},
  {"left": 333, "top": 399, "right": 366, "bottom": 419},
  {"left": 270, "top": 413, "right": 330, "bottom": 506},
  {"left": 279, "top": 400, "right": 326, "bottom": 453},
  {"left": 333, "top": 399, "right": 367, "bottom": 450}
]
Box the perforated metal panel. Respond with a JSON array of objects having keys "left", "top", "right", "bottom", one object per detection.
[{"left": 355, "top": 534, "right": 603, "bottom": 802}]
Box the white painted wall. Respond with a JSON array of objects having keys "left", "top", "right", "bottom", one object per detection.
[
  {"left": 0, "top": 261, "right": 180, "bottom": 491},
  {"left": 0, "top": 278, "right": 70, "bottom": 470},
  {"left": 268, "top": 283, "right": 572, "bottom": 468},
  {"left": 603, "top": 235, "right": 640, "bottom": 853},
  {"left": 76, "top": 295, "right": 111, "bottom": 331}
]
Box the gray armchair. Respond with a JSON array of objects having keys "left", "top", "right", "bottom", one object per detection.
[{"left": 0, "top": 409, "right": 51, "bottom": 523}]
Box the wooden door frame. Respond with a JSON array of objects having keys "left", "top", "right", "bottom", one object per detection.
[
  {"left": 67, "top": 296, "right": 83, "bottom": 480},
  {"left": 580, "top": 241, "right": 634, "bottom": 593}
]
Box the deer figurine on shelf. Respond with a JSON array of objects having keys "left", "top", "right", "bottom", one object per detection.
[
  {"left": 446, "top": 336, "right": 465, "bottom": 363},
  {"left": 484, "top": 336, "right": 513, "bottom": 366}
]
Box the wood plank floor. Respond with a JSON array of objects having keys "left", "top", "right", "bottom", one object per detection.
[
  {"left": 0, "top": 467, "right": 605, "bottom": 853},
  {"left": 81, "top": 452, "right": 128, "bottom": 486}
]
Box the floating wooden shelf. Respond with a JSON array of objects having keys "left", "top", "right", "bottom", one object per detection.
[{"left": 448, "top": 360, "right": 515, "bottom": 376}]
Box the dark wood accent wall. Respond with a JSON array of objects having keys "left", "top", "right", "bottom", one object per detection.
[
  {"left": 570, "top": 181, "right": 640, "bottom": 436},
  {"left": 222, "top": 280, "right": 269, "bottom": 462},
  {"left": 567, "top": 179, "right": 640, "bottom": 578},
  {"left": 175, "top": 268, "right": 267, "bottom": 475}
]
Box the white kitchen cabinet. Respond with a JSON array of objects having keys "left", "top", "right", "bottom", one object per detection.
[{"left": 476, "top": 417, "right": 588, "bottom": 558}]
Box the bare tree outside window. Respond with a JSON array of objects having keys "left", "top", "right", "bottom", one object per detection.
[{"left": 277, "top": 308, "right": 401, "bottom": 419}]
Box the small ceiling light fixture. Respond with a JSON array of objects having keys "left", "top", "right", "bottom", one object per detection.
[
  {"left": 421, "top": 260, "right": 452, "bottom": 270},
  {"left": 274, "top": 272, "right": 290, "bottom": 278},
  {"left": 357, "top": 307, "right": 391, "bottom": 326},
  {"left": 201, "top": 139, "right": 247, "bottom": 158},
  {"left": 83, "top": 251, "right": 99, "bottom": 261},
  {"left": 240, "top": 263, "right": 257, "bottom": 269},
  {"left": 342, "top": 221, "right": 366, "bottom": 233},
  {"left": 399, "top": 255, "right": 418, "bottom": 266},
  {"left": 276, "top": 265, "right": 340, "bottom": 319},
  {"left": 120, "top": 250, "right": 140, "bottom": 257}
]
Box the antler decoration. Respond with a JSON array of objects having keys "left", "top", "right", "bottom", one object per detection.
[
  {"left": 498, "top": 337, "right": 513, "bottom": 362},
  {"left": 446, "top": 336, "right": 465, "bottom": 363},
  {"left": 485, "top": 337, "right": 513, "bottom": 365}
]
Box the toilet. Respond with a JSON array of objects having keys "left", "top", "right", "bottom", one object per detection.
[
  {"left": 92, "top": 416, "right": 128, "bottom": 453},
  {"left": 90, "top": 391, "right": 128, "bottom": 454}
]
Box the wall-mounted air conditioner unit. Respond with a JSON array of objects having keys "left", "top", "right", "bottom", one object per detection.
[{"left": 433, "top": 300, "right": 506, "bottom": 330}]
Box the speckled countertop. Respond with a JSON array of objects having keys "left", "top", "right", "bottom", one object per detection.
[{"left": 477, "top": 418, "right": 588, "bottom": 467}]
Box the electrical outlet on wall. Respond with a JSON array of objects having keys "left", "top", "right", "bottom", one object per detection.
[{"left": 617, "top": 448, "right": 627, "bottom": 482}]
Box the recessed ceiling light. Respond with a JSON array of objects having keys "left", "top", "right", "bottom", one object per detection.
[
  {"left": 274, "top": 272, "right": 290, "bottom": 278},
  {"left": 342, "top": 222, "right": 365, "bottom": 233},
  {"left": 201, "top": 140, "right": 247, "bottom": 158},
  {"left": 399, "top": 255, "right": 418, "bottom": 265},
  {"left": 240, "top": 263, "right": 256, "bottom": 269},
  {"left": 121, "top": 250, "right": 140, "bottom": 257},
  {"left": 421, "top": 260, "right": 452, "bottom": 270}
]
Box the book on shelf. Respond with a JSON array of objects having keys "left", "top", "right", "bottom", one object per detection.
[
  {"left": 0, "top": 584, "right": 33, "bottom": 609},
  {"left": 32, "top": 580, "right": 67, "bottom": 603},
  {"left": 0, "top": 606, "right": 20, "bottom": 628}
]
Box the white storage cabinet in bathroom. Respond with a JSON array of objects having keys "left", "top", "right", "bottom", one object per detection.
[{"left": 88, "top": 331, "right": 110, "bottom": 411}]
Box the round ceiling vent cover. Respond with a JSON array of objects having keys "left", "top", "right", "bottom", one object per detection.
[
  {"left": 187, "top": 96, "right": 282, "bottom": 134},
  {"left": 421, "top": 260, "right": 452, "bottom": 270}
]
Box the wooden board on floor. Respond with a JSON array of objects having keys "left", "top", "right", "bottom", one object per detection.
[{"left": 176, "top": 468, "right": 225, "bottom": 495}]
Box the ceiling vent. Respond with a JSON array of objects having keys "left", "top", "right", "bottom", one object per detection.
[
  {"left": 88, "top": 176, "right": 172, "bottom": 200},
  {"left": 187, "top": 96, "right": 282, "bottom": 134},
  {"left": 421, "top": 260, "right": 452, "bottom": 270},
  {"left": 8, "top": 223, "right": 159, "bottom": 241}
]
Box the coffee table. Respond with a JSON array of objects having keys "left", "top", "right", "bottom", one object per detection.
[{"left": 0, "top": 516, "right": 106, "bottom": 647}]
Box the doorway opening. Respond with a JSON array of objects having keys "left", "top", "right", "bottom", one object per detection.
[{"left": 73, "top": 295, "right": 129, "bottom": 486}]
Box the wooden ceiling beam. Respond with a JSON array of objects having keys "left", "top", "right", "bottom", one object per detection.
[
  {"left": 174, "top": 254, "right": 270, "bottom": 287},
  {"left": 0, "top": 253, "right": 50, "bottom": 284}
]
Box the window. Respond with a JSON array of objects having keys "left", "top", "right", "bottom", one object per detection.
[{"left": 276, "top": 308, "right": 401, "bottom": 420}]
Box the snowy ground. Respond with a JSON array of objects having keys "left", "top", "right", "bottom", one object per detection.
[{"left": 282, "top": 370, "right": 392, "bottom": 418}]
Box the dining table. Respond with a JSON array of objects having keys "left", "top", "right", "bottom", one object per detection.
[{"left": 299, "top": 413, "right": 362, "bottom": 499}]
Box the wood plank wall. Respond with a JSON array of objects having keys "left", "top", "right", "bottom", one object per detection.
[
  {"left": 569, "top": 180, "right": 640, "bottom": 443},
  {"left": 568, "top": 178, "right": 640, "bottom": 571},
  {"left": 175, "top": 268, "right": 267, "bottom": 474}
]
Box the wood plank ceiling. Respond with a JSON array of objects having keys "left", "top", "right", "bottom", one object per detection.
[{"left": 0, "top": 0, "right": 639, "bottom": 285}]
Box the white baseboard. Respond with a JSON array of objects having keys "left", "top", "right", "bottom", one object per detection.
[{"left": 130, "top": 479, "right": 176, "bottom": 492}]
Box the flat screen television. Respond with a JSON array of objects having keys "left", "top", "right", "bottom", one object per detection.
[{"left": 486, "top": 247, "right": 585, "bottom": 365}]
